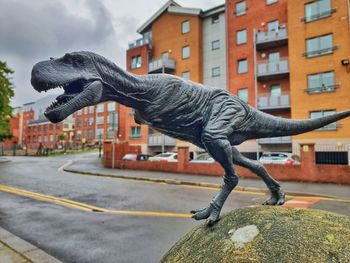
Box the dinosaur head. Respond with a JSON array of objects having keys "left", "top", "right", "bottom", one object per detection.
[{"left": 31, "top": 51, "right": 106, "bottom": 123}]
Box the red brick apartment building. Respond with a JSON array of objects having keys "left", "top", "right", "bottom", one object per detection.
[
  {"left": 73, "top": 102, "right": 119, "bottom": 147},
  {"left": 227, "top": 0, "right": 291, "bottom": 156},
  {"left": 3, "top": 96, "right": 75, "bottom": 152},
  {"left": 126, "top": 0, "right": 226, "bottom": 155}
]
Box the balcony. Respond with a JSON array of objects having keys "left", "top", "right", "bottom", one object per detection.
[
  {"left": 256, "top": 26, "right": 288, "bottom": 50},
  {"left": 257, "top": 92, "right": 290, "bottom": 110},
  {"left": 148, "top": 58, "right": 176, "bottom": 74},
  {"left": 128, "top": 37, "right": 152, "bottom": 50},
  {"left": 257, "top": 58, "right": 289, "bottom": 80},
  {"left": 258, "top": 136, "right": 292, "bottom": 145},
  {"left": 148, "top": 135, "right": 176, "bottom": 147}
]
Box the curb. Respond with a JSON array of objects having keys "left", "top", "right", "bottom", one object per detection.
[
  {"left": 0, "top": 227, "right": 62, "bottom": 263},
  {"left": 63, "top": 167, "right": 345, "bottom": 200}
]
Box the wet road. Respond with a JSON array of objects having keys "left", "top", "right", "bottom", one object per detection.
[{"left": 0, "top": 154, "right": 268, "bottom": 263}]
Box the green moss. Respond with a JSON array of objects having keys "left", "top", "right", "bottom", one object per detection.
[{"left": 161, "top": 207, "right": 350, "bottom": 263}]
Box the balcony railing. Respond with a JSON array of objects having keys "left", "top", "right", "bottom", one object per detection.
[
  {"left": 148, "top": 58, "right": 176, "bottom": 74},
  {"left": 304, "top": 84, "right": 340, "bottom": 94},
  {"left": 256, "top": 26, "right": 287, "bottom": 50},
  {"left": 301, "top": 8, "right": 337, "bottom": 23},
  {"left": 257, "top": 58, "right": 289, "bottom": 80},
  {"left": 258, "top": 136, "right": 292, "bottom": 145},
  {"left": 148, "top": 135, "right": 176, "bottom": 147},
  {"left": 128, "top": 37, "right": 152, "bottom": 50},
  {"left": 257, "top": 92, "right": 290, "bottom": 110},
  {"left": 302, "top": 46, "right": 338, "bottom": 58}
]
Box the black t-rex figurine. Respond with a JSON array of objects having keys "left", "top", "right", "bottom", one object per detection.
[{"left": 31, "top": 51, "right": 350, "bottom": 226}]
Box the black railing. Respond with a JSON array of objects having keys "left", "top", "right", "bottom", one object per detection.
[{"left": 304, "top": 84, "right": 340, "bottom": 94}]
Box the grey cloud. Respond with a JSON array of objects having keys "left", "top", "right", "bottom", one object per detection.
[
  {"left": 0, "top": 0, "right": 126, "bottom": 105},
  {"left": 0, "top": 0, "right": 116, "bottom": 58}
]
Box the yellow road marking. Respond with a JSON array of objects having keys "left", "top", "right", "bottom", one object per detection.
[{"left": 0, "top": 184, "right": 191, "bottom": 218}]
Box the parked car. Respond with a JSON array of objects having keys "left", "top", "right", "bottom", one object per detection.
[
  {"left": 259, "top": 152, "right": 299, "bottom": 165},
  {"left": 190, "top": 153, "right": 215, "bottom": 163},
  {"left": 122, "top": 153, "right": 151, "bottom": 161},
  {"left": 148, "top": 152, "right": 178, "bottom": 162}
]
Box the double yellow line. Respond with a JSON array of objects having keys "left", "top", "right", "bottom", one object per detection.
[{"left": 0, "top": 184, "right": 191, "bottom": 218}]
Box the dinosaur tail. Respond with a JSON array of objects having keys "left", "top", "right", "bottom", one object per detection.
[{"left": 245, "top": 109, "right": 350, "bottom": 139}]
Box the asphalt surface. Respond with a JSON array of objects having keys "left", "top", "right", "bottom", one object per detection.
[{"left": 0, "top": 153, "right": 268, "bottom": 263}]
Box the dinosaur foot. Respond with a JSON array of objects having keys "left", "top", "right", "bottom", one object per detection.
[
  {"left": 190, "top": 203, "right": 221, "bottom": 226},
  {"left": 262, "top": 189, "right": 285, "bottom": 206}
]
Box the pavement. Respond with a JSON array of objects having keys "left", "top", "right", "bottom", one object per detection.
[
  {"left": 64, "top": 157, "right": 350, "bottom": 199},
  {"left": 0, "top": 227, "right": 62, "bottom": 263}
]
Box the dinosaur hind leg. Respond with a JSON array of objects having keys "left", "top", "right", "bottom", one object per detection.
[
  {"left": 191, "top": 138, "right": 238, "bottom": 226},
  {"left": 231, "top": 147, "right": 285, "bottom": 205}
]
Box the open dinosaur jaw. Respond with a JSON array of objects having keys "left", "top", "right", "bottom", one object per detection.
[{"left": 42, "top": 79, "right": 100, "bottom": 123}]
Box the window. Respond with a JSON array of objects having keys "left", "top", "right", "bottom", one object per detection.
[
  {"left": 182, "top": 46, "right": 190, "bottom": 59},
  {"left": 89, "top": 117, "right": 94, "bottom": 126},
  {"left": 310, "top": 110, "right": 337, "bottom": 130},
  {"left": 96, "top": 116, "right": 104, "bottom": 125},
  {"left": 236, "top": 29, "right": 247, "bottom": 45},
  {"left": 38, "top": 136, "right": 42, "bottom": 143},
  {"left": 77, "top": 109, "right": 82, "bottom": 115},
  {"left": 237, "top": 59, "right": 248, "bottom": 74},
  {"left": 236, "top": 1, "right": 246, "bottom": 16},
  {"left": 305, "top": 0, "right": 332, "bottom": 22},
  {"left": 131, "top": 55, "right": 142, "bottom": 69},
  {"left": 95, "top": 128, "right": 104, "bottom": 139},
  {"left": 33, "top": 136, "right": 36, "bottom": 143},
  {"left": 64, "top": 123, "right": 69, "bottom": 129},
  {"left": 89, "top": 106, "right": 94, "bottom": 114},
  {"left": 267, "top": 0, "right": 278, "bottom": 5},
  {"left": 130, "top": 126, "right": 141, "bottom": 138},
  {"left": 88, "top": 129, "right": 94, "bottom": 139},
  {"left": 211, "top": 14, "right": 219, "bottom": 24},
  {"left": 305, "top": 34, "right": 334, "bottom": 57},
  {"left": 108, "top": 112, "right": 118, "bottom": 126},
  {"left": 182, "top": 71, "right": 190, "bottom": 80},
  {"left": 238, "top": 88, "right": 248, "bottom": 102},
  {"left": 50, "top": 135, "right": 54, "bottom": 142},
  {"left": 267, "top": 20, "right": 279, "bottom": 31},
  {"left": 107, "top": 102, "right": 116, "bottom": 112},
  {"left": 307, "top": 71, "right": 335, "bottom": 93},
  {"left": 270, "top": 84, "right": 281, "bottom": 97},
  {"left": 162, "top": 52, "right": 169, "bottom": 60},
  {"left": 96, "top": 103, "right": 104, "bottom": 113},
  {"left": 212, "top": 40, "right": 220, "bottom": 50},
  {"left": 182, "top": 20, "right": 190, "bottom": 34},
  {"left": 212, "top": 67, "right": 220, "bottom": 77}
]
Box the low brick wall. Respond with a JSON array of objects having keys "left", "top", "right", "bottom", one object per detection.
[{"left": 103, "top": 142, "right": 350, "bottom": 185}]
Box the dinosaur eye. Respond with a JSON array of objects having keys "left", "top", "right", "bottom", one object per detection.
[{"left": 63, "top": 53, "right": 73, "bottom": 60}]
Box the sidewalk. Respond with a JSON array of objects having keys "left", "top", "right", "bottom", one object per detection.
[
  {"left": 0, "top": 227, "right": 62, "bottom": 263},
  {"left": 65, "top": 157, "right": 350, "bottom": 199}
]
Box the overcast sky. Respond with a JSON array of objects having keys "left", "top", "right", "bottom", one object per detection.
[{"left": 0, "top": 0, "right": 224, "bottom": 107}]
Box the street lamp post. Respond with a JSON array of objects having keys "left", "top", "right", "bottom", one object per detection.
[{"left": 161, "top": 62, "right": 165, "bottom": 153}]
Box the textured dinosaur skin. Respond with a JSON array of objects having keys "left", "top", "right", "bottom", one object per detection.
[{"left": 31, "top": 52, "right": 350, "bottom": 226}]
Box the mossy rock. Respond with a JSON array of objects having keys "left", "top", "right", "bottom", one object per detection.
[{"left": 161, "top": 206, "right": 350, "bottom": 263}]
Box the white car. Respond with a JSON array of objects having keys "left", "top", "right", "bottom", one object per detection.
[
  {"left": 190, "top": 153, "right": 215, "bottom": 163},
  {"left": 148, "top": 152, "right": 178, "bottom": 162},
  {"left": 259, "top": 152, "right": 299, "bottom": 165}
]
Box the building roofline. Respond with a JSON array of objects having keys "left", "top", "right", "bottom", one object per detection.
[
  {"left": 137, "top": 0, "right": 181, "bottom": 34},
  {"left": 168, "top": 6, "right": 202, "bottom": 16},
  {"left": 23, "top": 102, "right": 35, "bottom": 106},
  {"left": 201, "top": 4, "right": 225, "bottom": 18}
]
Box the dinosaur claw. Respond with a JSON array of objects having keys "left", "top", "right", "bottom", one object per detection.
[{"left": 263, "top": 189, "right": 285, "bottom": 206}]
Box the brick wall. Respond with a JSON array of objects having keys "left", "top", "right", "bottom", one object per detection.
[{"left": 103, "top": 142, "right": 350, "bottom": 184}]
